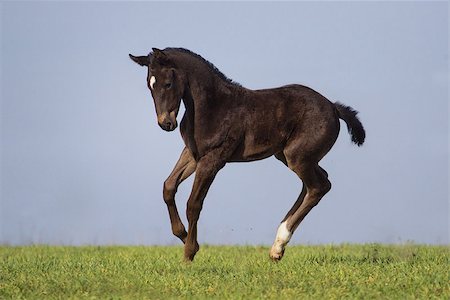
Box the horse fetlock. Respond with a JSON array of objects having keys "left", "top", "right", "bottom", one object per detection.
[
  {"left": 172, "top": 225, "right": 187, "bottom": 242},
  {"left": 184, "top": 242, "right": 200, "bottom": 261},
  {"left": 269, "top": 221, "right": 292, "bottom": 261},
  {"left": 270, "top": 237, "right": 288, "bottom": 261}
]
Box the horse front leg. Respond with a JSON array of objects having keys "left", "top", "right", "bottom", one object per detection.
[
  {"left": 184, "top": 153, "right": 225, "bottom": 261},
  {"left": 163, "top": 147, "right": 196, "bottom": 243}
]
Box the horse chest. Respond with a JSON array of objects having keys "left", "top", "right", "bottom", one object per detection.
[
  {"left": 180, "top": 116, "right": 199, "bottom": 159},
  {"left": 180, "top": 114, "right": 236, "bottom": 160}
]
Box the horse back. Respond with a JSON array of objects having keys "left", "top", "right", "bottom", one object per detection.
[{"left": 227, "top": 84, "right": 339, "bottom": 162}]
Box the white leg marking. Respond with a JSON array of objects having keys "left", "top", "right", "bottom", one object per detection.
[
  {"left": 150, "top": 76, "right": 156, "bottom": 90},
  {"left": 275, "top": 221, "right": 292, "bottom": 246},
  {"left": 270, "top": 221, "right": 292, "bottom": 260}
]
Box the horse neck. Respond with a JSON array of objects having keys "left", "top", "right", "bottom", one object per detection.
[{"left": 183, "top": 70, "right": 235, "bottom": 113}]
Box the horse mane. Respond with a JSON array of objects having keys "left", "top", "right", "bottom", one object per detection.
[{"left": 161, "top": 47, "right": 241, "bottom": 87}]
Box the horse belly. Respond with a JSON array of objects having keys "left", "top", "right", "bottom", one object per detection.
[{"left": 228, "top": 133, "right": 283, "bottom": 162}]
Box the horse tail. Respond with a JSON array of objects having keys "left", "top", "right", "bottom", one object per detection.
[{"left": 334, "top": 102, "right": 366, "bottom": 146}]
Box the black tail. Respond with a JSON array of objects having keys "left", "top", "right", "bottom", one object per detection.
[{"left": 335, "top": 102, "right": 366, "bottom": 146}]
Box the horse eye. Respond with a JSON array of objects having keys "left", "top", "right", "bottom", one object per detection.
[{"left": 164, "top": 82, "right": 172, "bottom": 89}]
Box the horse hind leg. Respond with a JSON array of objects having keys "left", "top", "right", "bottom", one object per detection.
[
  {"left": 274, "top": 152, "right": 307, "bottom": 222},
  {"left": 287, "top": 164, "right": 331, "bottom": 232},
  {"left": 269, "top": 152, "right": 306, "bottom": 260},
  {"left": 270, "top": 161, "right": 331, "bottom": 261}
]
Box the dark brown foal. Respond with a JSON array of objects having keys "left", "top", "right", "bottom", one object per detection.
[{"left": 130, "top": 48, "right": 365, "bottom": 261}]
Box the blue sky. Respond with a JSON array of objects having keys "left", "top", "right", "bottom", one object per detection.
[{"left": 1, "top": 1, "right": 448, "bottom": 245}]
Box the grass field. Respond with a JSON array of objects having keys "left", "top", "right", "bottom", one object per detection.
[{"left": 1, "top": 244, "right": 448, "bottom": 299}]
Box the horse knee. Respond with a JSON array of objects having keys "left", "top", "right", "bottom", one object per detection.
[{"left": 163, "top": 180, "right": 176, "bottom": 204}]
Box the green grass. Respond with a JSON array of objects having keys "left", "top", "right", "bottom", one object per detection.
[{"left": 1, "top": 244, "right": 448, "bottom": 299}]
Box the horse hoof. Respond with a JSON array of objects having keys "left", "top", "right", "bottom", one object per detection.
[
  {"left": 270, "top": 255, "right": 282, "bottom": 262},
  {"left": 269, "top": 250, "right": 284, "bottom": 262},
  {"left": 184, "top": 251, "right": 198, "bottom": 262},
  {"left": 269, "top": 253, "right": 283, "bottom": 261},
  {"left": 184, "top": 242, "right": 199, "bottom": 262},
  {"left": 184, "top": 256, "right": 194, "bottom": 263}
]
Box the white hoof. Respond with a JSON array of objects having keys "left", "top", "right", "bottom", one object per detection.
[
  {"left": 269, "top": 245, "right": 285, "bottom": 261},
  {"left": 269, "top": 221, "right": 292, "bottom": 261}
]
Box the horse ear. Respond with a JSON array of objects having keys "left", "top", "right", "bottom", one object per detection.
[
  {"left": 152, "top": 48, "right": 172, "bottom": 66},
  {"left": 152, "top": 48, "right": 165, "bottom": 56},
  {"left": 129, "top": 54, "right": 150, "bottom": 67}
]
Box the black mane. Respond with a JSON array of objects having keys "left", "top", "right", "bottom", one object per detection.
[{"left": 161, "top": 47, "right": 241, "bottom": 87}]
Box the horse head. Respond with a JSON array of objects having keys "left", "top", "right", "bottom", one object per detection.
[{"left": 129, "top": 48, "right": 186, "bottom": 131}]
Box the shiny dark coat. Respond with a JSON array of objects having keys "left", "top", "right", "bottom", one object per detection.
[{"left": 130, "top": 48, "right": 365, "bottom": 261}]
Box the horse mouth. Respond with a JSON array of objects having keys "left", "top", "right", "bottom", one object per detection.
[
  {"left": 158, "top": 111, "right": 178, "bottom": 131},
  {"left": 160, "top": 121, "right": 177, "bottom": 131}
]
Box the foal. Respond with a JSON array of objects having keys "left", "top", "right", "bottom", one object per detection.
[{"left": 130, "top": 48, "right": 365, "bottom": 261}]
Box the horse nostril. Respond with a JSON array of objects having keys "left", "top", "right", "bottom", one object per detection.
[{"left": 165, "top": 121, "right": 173, "bottom": 129}]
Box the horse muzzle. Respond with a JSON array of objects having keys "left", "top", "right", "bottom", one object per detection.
[{"left": 158, "top": 111, "right": 178, "bottom": 132}]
